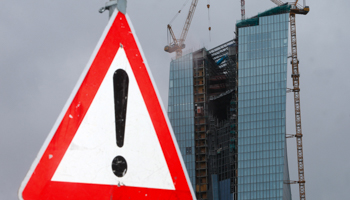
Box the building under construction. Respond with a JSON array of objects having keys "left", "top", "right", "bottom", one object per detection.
[
  {"left": 167, "top": 3, "right": 309, "bottom": 200},
  {"left": 168, "top": 41, "right": 238, "bottom": 200}
]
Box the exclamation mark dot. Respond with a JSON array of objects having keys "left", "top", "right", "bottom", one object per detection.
[{"left": 111, "top": 69, "right": 129, "bottom": 178}]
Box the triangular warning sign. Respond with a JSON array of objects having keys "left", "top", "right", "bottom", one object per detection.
[{"left": 19, "top": 9, "right": 195, "bottom": 200}]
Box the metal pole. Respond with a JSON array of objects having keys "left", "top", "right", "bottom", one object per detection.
[
  {"left": 116, "top": 0, "right": 127, "bottom": 15},
  {"left": 108, "top": 0, "right": 118, "bottom": 18},
  {"left": 99, "top": 0, "right": 127, "bottom": 19}
]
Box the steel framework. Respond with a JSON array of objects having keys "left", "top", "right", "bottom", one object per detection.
[{"left": 289, "top": 11, "right": 306, "bottom": 200}]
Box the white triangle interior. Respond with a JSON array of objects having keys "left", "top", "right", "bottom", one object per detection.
[{"left": 51, "top": 48, "right": 175, "bottom": 190}]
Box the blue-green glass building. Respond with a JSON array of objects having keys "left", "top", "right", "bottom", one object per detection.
[
  {"left": 168, "top": 53, "right": 196, "bottom": 186},
  {"left": 236, "top": 8, "right": 292, "bottom": 200}
]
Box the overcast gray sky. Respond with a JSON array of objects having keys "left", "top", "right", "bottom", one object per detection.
[{"left": 1, "top": 0, "right": 349, "bottom": 199}]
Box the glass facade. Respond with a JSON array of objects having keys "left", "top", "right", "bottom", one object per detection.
[
  {"left": 168, "top": 53, "right": 196, "bottom": 186},
  {"left": 237, "top": 13, "right": 291, "bottom": 200}
]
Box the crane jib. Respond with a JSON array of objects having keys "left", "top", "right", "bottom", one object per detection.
[{"left": 165, "top": 0, "right": 199, "bottom": 59}]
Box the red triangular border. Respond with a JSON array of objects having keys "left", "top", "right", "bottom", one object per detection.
[{"left": 21, "top": 11, "right": 193, "bottom": 200}]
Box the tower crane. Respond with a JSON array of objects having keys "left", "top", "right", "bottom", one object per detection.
[
  {"left": 241, "top": 0, "right": 245, "bottom": 20},
  {"left": 164, "top": 0, "right": 199, "bottom": 59},
  {"left": 270, "top": 0, "right": 309, "bottom": 200}
]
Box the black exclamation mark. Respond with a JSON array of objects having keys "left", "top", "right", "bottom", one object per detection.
[{"left": 111, "top": 69, "right": 129, "bottom": 177}]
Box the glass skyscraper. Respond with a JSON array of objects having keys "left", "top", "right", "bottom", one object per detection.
[
  {"left": 168, "top": 53, "right": 196, "bottom": 186},
  {"left": 236, "top": 10, "right": 291, "bottom": 200}
]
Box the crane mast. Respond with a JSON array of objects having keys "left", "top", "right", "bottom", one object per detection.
[
  {"left": 289, "top": 2, "right": 309, "bottom": 198},
  {"left": 289, "top": 11, "right": 306, "bottom": 200},
  {"left": 241, "top": 0, "right": 245, "bottom": 20},
  {"left": 289, "top": 2, "right": 309, "bottom": 200},
  {"left": 164, "top": 0, "right": 199, "bottom": 59}
]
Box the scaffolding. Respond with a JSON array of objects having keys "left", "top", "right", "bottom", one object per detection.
[
  {"left": 191, "top": 40, "right": 238, "bottom": 200},
  {"left": 193, "top": 49, "right": 208, "bottom": 199}
]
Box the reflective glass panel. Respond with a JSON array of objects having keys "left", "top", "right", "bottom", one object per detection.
[{"left": 237, "top": 13, "right": 290, "bottom": 200}]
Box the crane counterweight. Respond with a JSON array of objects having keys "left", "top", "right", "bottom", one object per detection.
[{"left": 164, "top": 44, "right": 186, "bottom": 53}]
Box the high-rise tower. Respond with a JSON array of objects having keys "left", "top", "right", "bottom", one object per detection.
[{"left": 236, "top": 5, "right": 292, "bottom": 200}]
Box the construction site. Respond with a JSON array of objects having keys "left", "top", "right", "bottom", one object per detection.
[{"left": 166, "top": 0, "right": 309, "bottom": 200}]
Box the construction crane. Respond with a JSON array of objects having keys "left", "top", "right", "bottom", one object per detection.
[
  {"left": 270, "top": 0, "right": 284, "bottom": 6},
  {"left": 241, "top": 0, "right": 245, "bottom": 20},
  {"left": 164, "top": 0, "right": 199, "bottom": 59},
  {"left": 270, "top": 1, "right": 309, "bottom": 200}
]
